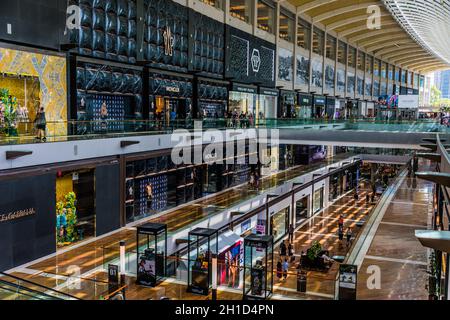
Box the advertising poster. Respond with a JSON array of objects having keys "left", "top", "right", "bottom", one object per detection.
[
  {"left": 137, "top": 254, "right": 156, "bottom": 287},
  {"left": 339, "top": 264, "right": 358, "bottom": 300}
]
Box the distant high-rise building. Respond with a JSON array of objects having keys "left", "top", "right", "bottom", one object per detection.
[{"left": 441, "top": 70, "right": 450, "bottom": 99}]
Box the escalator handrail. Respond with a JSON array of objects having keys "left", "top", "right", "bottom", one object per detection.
[
  {"left": 0, "top": 278, "right": 61, "bottom": 300},
  {"left": 0, "top": 272, "right": 80, "bottom": 300}
]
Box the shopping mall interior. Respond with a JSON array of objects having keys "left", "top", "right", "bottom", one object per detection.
[{"left": 0, "top": 0, "right": 450, "bottom": 303}]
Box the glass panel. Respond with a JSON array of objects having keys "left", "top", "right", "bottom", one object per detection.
[
  {"left": 373, "top": 59, "right": 380, "bottom": 77},
  {"left": 199, "top": 0, "right": 224, "bottom": 10},
  {"left": 365, "top": 78, "right": 372, "bottom": 96},
  {"left": 297, "top": 18, "right": 311, "bottom": 50},
  {"left": 395, "top": 67, "right": 400, "bottom": 82},
  {"left": 326, "top": 35, "right": 336, "bottom": 60},
  {"left": 313, "top": 187, "right": 324, "bottom": 213},
  {"left": 365, "top": 55, "right": 373, "bottom": 74},
  {"left": 257, "top": 0, "right": 275, "bottom": 34},
  {"left": 271, "top": 208, "right": 289, "bottom": 243},
  {"left": 279, "top": 12, "right": 294, "bottom": 42},
  {"left": 348, "top": 47, "right": 356, "bottom": 68},
  {"left": 230, "top": 0, "right": 253, "bottom": 24},
  {"left": 313, "top": 28, "right": 324, "bottom": 56},
  {"left": 388, "top": 64, "right": 394, "bottom": 80},
  {"left": 338, "top": 41, "right": 347, "bottom": 65},
  {"left": 357, "top": 76, "right": 364, "bottom": 95},
  {"left": 357, "top": 51, "right": 365, "bottom": 71},
  {"left": 381, "top": 62, "right": 387, "bottom": 79}
]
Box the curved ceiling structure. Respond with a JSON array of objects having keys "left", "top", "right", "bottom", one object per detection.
[{"left": 288, "top": 0, "right": 450, "bottom": 73}]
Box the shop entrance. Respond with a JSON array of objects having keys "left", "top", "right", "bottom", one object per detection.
[
  {"left": 154, "top": 96, "right": 191, "bottom": 127},
  {"left": 270, "top": 207, "right": 290, "bottom": 243},
  {"left": 56, "top": 169, "right": 96, "bottom": 249},
  {"left": 295, "top": 197, "right": 309, "bottom": 227}
]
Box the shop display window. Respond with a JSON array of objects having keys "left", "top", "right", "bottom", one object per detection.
[
  {"left": 218, "top": 241, "right": 242, "bottom": 289},
  {"left": 230, "top": 0, "right": 253, "bottom": 24},
  {"left": 313, "top": 187, "right": 324, "bottom": 213},
  {"left": 365, "top": 78, "right": 372, "bottom": 97},
  {"left": 257, "top": 0, "right": 275, "bottom": 34},
  {"left": 257, "top": 94, "right": 277, "bottom": 119},
  {"left": 297, "top": 19, "right": 311, "bottom": 50},
  {"left": 0, "top": 74, "right": 39, "bottom": 137},
  {"left": 270, "top": 207, "right": 289, "bottom": 243},
  {"left": 229, "top": 91, "right": 257, "bottom": 116},
  {"left": 187, "top": 228, "right": 219, "bottom": 296},
  {"left": 295, "top": 197, "right": 309, "bottom": 227},
  {"left": 56, "top": 169, "right": 96, "bottom": 249},
  {"left": 357, "top": 76, "right": 364, "bottom": 96},
  {"left": 366, "top": 56, "right": 373, "bottom": 74},
  {"left": 348, "top": 47, "right": 356, "bottom": 69},
  {"left": 243, "top": 234, "right": 273, "bottom": 300},
  {"left": 373, "top": 59, "right": 380, "bottom": 77}
]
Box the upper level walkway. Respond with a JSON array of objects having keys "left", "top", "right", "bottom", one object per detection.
[{"left": 0, "top": 118, "right": 443, "bottom": 171}]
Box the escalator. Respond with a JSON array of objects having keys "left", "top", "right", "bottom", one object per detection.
[{"left": 0, "top": 272, "right": 79, "bottom": 300}]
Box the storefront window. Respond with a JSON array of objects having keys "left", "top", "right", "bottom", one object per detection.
[
  {"left": 257, "top": 0, "right": 275, "bottom": 34},
  {"left": 326, "top": 35, "right": 336, "bottom": 61},
  {"left": 312, "top": 28, "right": 325, "bottom": 56},
  {"left": 357, "top": 51, "right": 365, "bottom": 71},
  {"left": 199, "top": 0, "right": 224, "bottom": 10},
  {"left": 395, "top": 67, "right": 400, "bottom": 82},
  {"left": 271, "top": 207, "right": 289, "bottom": 243},
  {"left": 313, "top": 187, "right": 324, "bottom": 213},
  {"left": 230, "top": 0, "right": 253, "bottom": 24},
  {"left": 347, "top": 72, "right": 355, "bottom": 95},
  {"left": 279, "top": 11, "right": 295, "bottom": 43},
  {"left": 56, "top": 170, "right": 96, "bottom": 249},
  {"left": 257, "top": 94, "right": 277, "bottom": 119},
  {"left": 357, "top": 76, "right": 364, "bottom": 96},
  {"left": 365, "top": 78, "right": 372, "bottom": 97},
  {"left": 401, "top": 69, "right": 407, "bottom": 84},
  {"left": 295, "top": 197, "right": 309, "bottom": 226},
  {"left": 297, "top": 18, "right": 311, "bottom": 50},
  {"left": 348, "top": 47, "right": 356, "bottom": 68},
  {"left": 338, "top": 41, "right": 347, "bottom": 65},
  {"left": 229, "top": 91, "right": 257, "bottom": 117}
]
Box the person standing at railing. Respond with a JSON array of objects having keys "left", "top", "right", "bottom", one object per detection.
[{"left": 100, "top": 102, "right": 108, "bottom": 133}]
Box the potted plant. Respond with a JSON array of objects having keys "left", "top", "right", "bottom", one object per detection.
[{"left": 0, "top": 88, "right": 18, "bottom": 136}]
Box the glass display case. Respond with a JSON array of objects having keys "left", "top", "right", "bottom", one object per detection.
[
  {"left": 243, "top": 234, "right": 274, "bottom": 300},
  {"left": 136, "top": 223, "right": 167, "bottom": 287},
  {"left": 187, "top": 228, "right": 219, "bottom": 295}
]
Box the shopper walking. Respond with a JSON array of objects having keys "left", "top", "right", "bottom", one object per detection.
[
  {"left": 279, "top": 241, "right": 287, "bottom": 259},
  {"left": 288, "top": 224, "right": 294, "bottom": 243},
  {"left": 338, "top": 227, "right": 344, "bottom": 244},
  {"left": 276, "top": 260, "right": 283, "bottom": 280},
  {"left": 346, "top": 228, "right": 353, "bottom": 248},
  {"left": 282, "top": 259, "right": 289, "bottom": 280},
  {"left": 288, "top": 242, "right": 294, "bottom": 263},
  {"left": 338, "top": 215, "right": 344, "bottom": 231}
]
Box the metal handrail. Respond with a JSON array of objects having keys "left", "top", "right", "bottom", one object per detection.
[{"left": 0, "top": 272, "right": 80, "bottom": 300}]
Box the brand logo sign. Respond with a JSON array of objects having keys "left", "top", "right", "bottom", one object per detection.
[
  {"left": 251, "top": 49, "right": 261, "bottom": 73},
  {"left": 163, "top": 26, "right": 174, "bottom": 57},
  {"left": 0, "top": 208, "right": 36, "bottom": 223}
]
